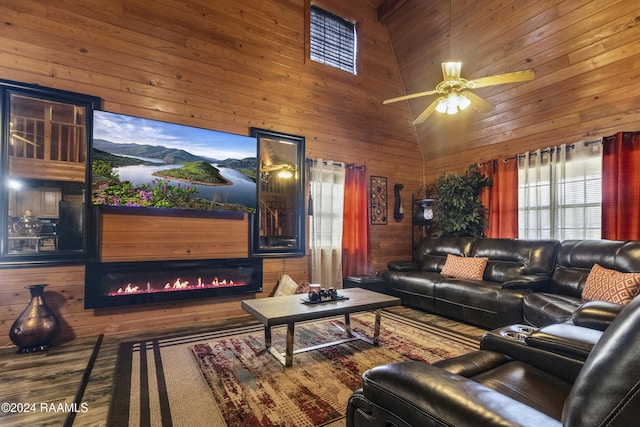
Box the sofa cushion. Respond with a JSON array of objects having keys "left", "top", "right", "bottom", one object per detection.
[
  {"left": 550, "top": 240, "right": 640, "bottom": 297},
  {"left": 581, "top": 263, "right": 640, "bottom": 304},
  {"left": 471, "top": 238, "right": 559, "bottom": 283},
  {"left": 440, "top": 254, "right": 488, "bottom": 280},
  {"left": 418, "top": 236, "right": 476, "bottom": 272},
  {"left": 383, "top": 270, "right": 441, "bottom": 312},
  {"left": 549, "top": 265, "right": 588, "bottom": 298}
]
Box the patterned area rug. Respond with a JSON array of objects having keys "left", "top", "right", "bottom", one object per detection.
[
  {"left": 107, "top": 308, "right": 484, "bottom": 427},
  {"left": 191, "top": 310, "right": 479, "bottom": 427}
]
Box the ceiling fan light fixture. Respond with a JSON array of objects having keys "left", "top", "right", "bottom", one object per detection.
[
  {"left": 277, "top": 168, "right": 293, "bottom": 179},
  {"left": 434, "top": 93, "right": 469, "bottom": 115},
  {"left": 442, "top": 62, "right": 462, "bottom": 81}
]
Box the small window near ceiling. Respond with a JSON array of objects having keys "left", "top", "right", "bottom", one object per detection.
[{"left": 310, "top": 5, "right": 357, "bottom": 74}]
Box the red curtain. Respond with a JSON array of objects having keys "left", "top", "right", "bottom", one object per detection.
[
  {"left": 601, "top": 131, "right": 640, "bottom": 240},
  {"left": 479, "top": 157, "right": 519, "bottom": 238},
  {"left": 342, "top": 165, "right": 370, "bottom": 277}
]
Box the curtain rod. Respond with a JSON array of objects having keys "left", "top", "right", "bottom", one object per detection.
[
  {"left": 498, "top": 139, "right": 602, "bottom": 163},
  {"left": 306, "top": 158, "right": 364, "bottom": 170}
]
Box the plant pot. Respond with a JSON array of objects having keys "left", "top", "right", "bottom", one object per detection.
[{"left": 9, "top": 284, "right": 59, "bottom": 353}]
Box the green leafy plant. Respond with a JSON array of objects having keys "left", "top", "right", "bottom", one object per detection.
[
  {"left": 92, "top": 159, "right": 118, "bottom": 183},
  {"left": 434, "top": 164, "right": 492, "bottom": 237},
  {"left": 94, "top": 178, "right": 198, "bottom": 208}
]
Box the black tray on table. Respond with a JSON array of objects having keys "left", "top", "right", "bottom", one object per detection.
[{"left": 301, "top": 295, "right": 349, "bottom": 305}]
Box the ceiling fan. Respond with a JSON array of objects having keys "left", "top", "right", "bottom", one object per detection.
[
  {"left": 383, "top": 0, "right": 535, "bottom": 125},
  {"left": 384, "top": 62, "right": 535, "bottom": 125}
]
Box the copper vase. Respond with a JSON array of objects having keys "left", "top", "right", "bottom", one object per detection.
[{"left": 9, "top": 284, "right": 59, "bottom": 353}]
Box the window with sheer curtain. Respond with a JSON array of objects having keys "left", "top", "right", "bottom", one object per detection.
[
  {"left": 518, "top": 141, "right": 602, "bottom": 240},
  {"left": 309, "top": 159, "right": 345, "bottom": 287}
]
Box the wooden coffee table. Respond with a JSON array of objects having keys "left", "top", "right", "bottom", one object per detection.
[{"left": 241, "top": 287, "right": 400, "bottom": 367}]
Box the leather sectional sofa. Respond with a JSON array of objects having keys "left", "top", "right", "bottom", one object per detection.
[
  {"left": 346, "top": 293, "right": 640, "bottom": 427},
  {"left": 383, "top": 237, "right": 640, "bottom": 329},
  {"left": 522, "top": 239, "right": 640, "bottom": 326}
]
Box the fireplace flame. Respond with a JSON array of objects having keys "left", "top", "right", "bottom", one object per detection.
[
  {"left": 107, "top": 274, "right": 245, "bottom": 296},
  {"left": 165, "top": 278, "right": 190, "bottom": 289},
  {"left": 116, "top": 283, "right": 141, "bottom": 294}
]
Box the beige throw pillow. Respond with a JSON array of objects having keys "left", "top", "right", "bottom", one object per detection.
[{"left": 273, "top": 274, "right": 299, "bottom": 296}]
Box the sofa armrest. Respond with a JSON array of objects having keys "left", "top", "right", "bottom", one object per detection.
[
  {"left": 350, "top": 360, "right": 561, "bottom": 427},
  {"left": 481, "top": 329, "right": 585, "bottom": 382},
  {"left": 572, "top": 300, "right": 624, "bottom": 331},
  {"left": 386, "top": 260, "right": 419, "bottom": 271},
  {"left": 433, "top": 349, "right": 511, "bottom": 377},
  {"left": 501, "top": 274, "right": 551, "bottom": 291},
  {"left": 525, "top": 323, "right": 602, "bottom": 361}
]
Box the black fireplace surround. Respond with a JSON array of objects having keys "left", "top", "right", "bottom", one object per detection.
[{"left": 85, "top": 258, "right": 263, "bottom": 308}]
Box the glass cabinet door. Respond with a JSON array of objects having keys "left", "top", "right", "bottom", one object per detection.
[
  {"left": 1, "top": 80, "right": 100, "bottom": 264},
  {"left": 250, "top": 128, "right": 306, "bottom": 257}
]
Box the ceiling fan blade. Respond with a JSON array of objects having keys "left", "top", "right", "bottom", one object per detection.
[
  {"left": 442, "top": 62, "right": 462, "bottom": 81},
  {"left": 466, "top": 69, "right": 535, "bottom": 89},
  {"left": 383, "top": 90, "right": 439, "bottom": 104},
  {"left": 464, "top": 92, "right": 495, "bottom": 113},
  {"left": 412, "top": 98, "right": 441, "bottom": 125}
]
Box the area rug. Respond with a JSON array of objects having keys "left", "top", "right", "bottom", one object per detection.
[{"left": 108, "top": 308, "right": 483, "bottom": 427}]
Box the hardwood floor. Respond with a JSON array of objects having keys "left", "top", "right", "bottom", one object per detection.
[
  {"left": 0, "top": 316, "right": 255, "bottom": 427},
  {"left": 0, "top": 307, "right": 487, "bottom": 426}
]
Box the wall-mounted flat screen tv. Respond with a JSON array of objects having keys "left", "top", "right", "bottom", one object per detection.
[{"left": 91, "top": 110, "right": 257, "bottom": 213}]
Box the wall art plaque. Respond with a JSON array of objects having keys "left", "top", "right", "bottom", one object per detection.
[{"left": 370, "top": 176, "right": 387, "bottom": 225}]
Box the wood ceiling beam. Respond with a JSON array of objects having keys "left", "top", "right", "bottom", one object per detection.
[{"left": 377, "top": 0, "right": 409, "bottom": 23}]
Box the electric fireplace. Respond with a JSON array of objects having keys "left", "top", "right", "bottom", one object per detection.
[{"left": 85, "top": 258, "right": 262, "bottom": 308}]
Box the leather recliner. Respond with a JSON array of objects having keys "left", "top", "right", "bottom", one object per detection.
[{"left": 346, "top": 291, "right": 640, "bottom": 426}]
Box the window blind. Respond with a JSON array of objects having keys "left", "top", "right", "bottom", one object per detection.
[
  {"left": 310, "top": 6, "right": 357, "bottom": 74},
  {"left": 518, "top": 141, "right": 602, "bottom": 240}
]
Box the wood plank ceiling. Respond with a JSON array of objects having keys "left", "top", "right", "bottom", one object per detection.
[{"left": 376, "top": 0, "right": 640, "bottom": 182}]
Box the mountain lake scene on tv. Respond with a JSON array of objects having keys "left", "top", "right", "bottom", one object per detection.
[{"left": 92, "top": 111, "right": 257, "bottom": 213}]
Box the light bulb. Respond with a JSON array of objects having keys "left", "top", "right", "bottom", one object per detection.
[
  {"left": 278, "top": 170, "right": 293, "bottom": 179},
  {"left": 436, "top": 98, "right": 448, "bottom": 113},
  {"left": 458, "top": 94, "right": 471, "bottom": 110},
  {"left": 7, "top": 179, "right": 22, "bottom": 190},
  {"left": 446, "top": 94, "right": 459, "bottom": 114}
]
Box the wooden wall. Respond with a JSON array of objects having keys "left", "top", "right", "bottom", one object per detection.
[
  {"left": 382, "top": 0, "right": 640, "bottom": 181},
  {"left": 3, "top": 0, "right": 637, "bottom": 346},
  {"left": 99, "top": 211, "right": 250, "bottom": 261},
  {"left": 0, "top": 0, "right": 422, "bottom": 346}
]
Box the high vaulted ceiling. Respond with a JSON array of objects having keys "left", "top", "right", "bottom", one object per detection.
[{"left": 372, "top": 0, "right": 640, "bottom": 180}]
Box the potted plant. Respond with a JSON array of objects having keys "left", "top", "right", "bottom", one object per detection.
[{"left": 434, "top": 164, "right": 491, "bottom": 237}]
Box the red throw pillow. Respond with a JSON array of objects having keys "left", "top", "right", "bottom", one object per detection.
[
  {"left": 440, "top": 254, "right": 488, "bottom": 280},
  {"left": 582, "top": 263, "right": 640, "bottom": 305}
]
